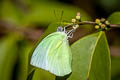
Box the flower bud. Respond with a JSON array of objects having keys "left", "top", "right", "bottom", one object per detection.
[
  {"left": 105, "top": 21, "right": 110, "bottom": 25},
  {"left": 72, "top": 19, "right": 76, "bottom": 23},
  {"left": 95, "top": 25, "right": 100, "bottom": 29},
  {"left": 95, "top": 19, "right": 101, "bottom": 24},
  {"left": 101, "top": 24, "right": 106, "bottom": 29},
  {"left": 101, "top": 18, "right": 106, "bottom": 22},
  {"left": 76, "top": 16, "right": 80, "bottom": 20}
]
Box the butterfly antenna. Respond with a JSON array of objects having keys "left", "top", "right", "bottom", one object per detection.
[
  {"left": 54, "top": 10, "right": 58, "bottom": 22},
  {"left": 60, "top": 10, "right": 64, "bottom": 22},
  {"left": 59, "top": 10, "right": 64, "bottom": 27},
  {"left": 54, "top": 10, "right": 64, "bottom": 27}
]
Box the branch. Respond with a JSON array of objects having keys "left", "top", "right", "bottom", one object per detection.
[
  {"left": 78, "top": 21, "right": 120, "bottom": 28},
  {"left": 64, "top": 21, "right": 120, "bottom": 30},
  {"left": 110, "top": 24, "right": 120, "bottom": 28}
]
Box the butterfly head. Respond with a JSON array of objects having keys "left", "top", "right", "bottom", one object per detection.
[
  {"left": 57, "top": 26, "right": 63, "bottom": 32},
  {"left": 57, "top": 26, "right": 76, "bottom": 39}
]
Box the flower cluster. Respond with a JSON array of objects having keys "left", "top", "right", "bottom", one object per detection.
[{"left": 95, "top": 18, "right": 110, "bottom": 30}]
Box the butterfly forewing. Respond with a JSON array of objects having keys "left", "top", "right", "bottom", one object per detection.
[{"left": 30, "top": 32, "right": 72, "bottom": 76}]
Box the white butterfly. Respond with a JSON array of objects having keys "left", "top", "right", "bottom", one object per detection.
[{"left": 30, "top": 26, "right": 75, "bottom": 76}]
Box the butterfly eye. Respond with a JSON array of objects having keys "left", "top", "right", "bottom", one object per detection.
[{"left": 57, "top": 26, "right": 63, "bottom": 32}]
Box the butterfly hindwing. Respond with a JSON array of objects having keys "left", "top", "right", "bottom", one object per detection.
[
  {"left": 30, "top": 32, "right": 72, "bottom": 76},
  {"left": 47, "top": 38, "right": 72, "bottom": 76}
]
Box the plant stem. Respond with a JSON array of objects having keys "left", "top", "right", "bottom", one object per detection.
[
  {"left": 65, "top": 21, "right": 120, "bottom": 29},
  {"left": 77, "top": 21, "right": 120, "bottom": 28},
  {"left": 110, "top": 24, "right": 120, "bottom": 28}
]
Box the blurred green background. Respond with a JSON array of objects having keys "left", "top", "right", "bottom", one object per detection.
[{"left": 0, "top": 0, "right": 120, "bottom": 80}]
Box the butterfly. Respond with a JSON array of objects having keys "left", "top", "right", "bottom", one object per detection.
[{"left": 30, "top": 26, "right": 75, "bottom": 76}]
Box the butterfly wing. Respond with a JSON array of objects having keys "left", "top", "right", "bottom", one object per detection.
[
  {"left": 30, "top": 32, "right": 72, "bottom": 76},
  {"left": 47, "top": 37, "right": 72, "bottom": 76},
  {"left": 30, "top": 32, "right": 62, "bottom": 70}
]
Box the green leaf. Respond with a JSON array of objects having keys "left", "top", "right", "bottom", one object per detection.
[
  {"left": 27, "top": 70, "right": 35, "bottom": 80},
  {"left": 111, "top": 57, "right": 120, "bottom": 80},
  {"left": 68, "top": 31, "right": 111, "bottom": 80},
  {"left": 0, "top": 35, "right": 18, "bottom": 80},
  {"left": 32, "top": 69, "right": 55, "bottom": 80},
  {"left": 107, "top": 12, "right": 120, "bottom": 24},
  {"left": 16, "top": 40, "right": 33, "bottom": 80}
]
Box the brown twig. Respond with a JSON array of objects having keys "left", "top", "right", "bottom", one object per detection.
[
  {"left": 110, "top": 24, "right": 120, "bottom": 28},
  {"left": 78, "top": 21, "right": 96, "bottom": 25},
  {"left": 65, "top": 21, "right": 120, "bottom": 29},
  {"left": 77, "top": 21, "right": 120, "bottom": 28}
]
